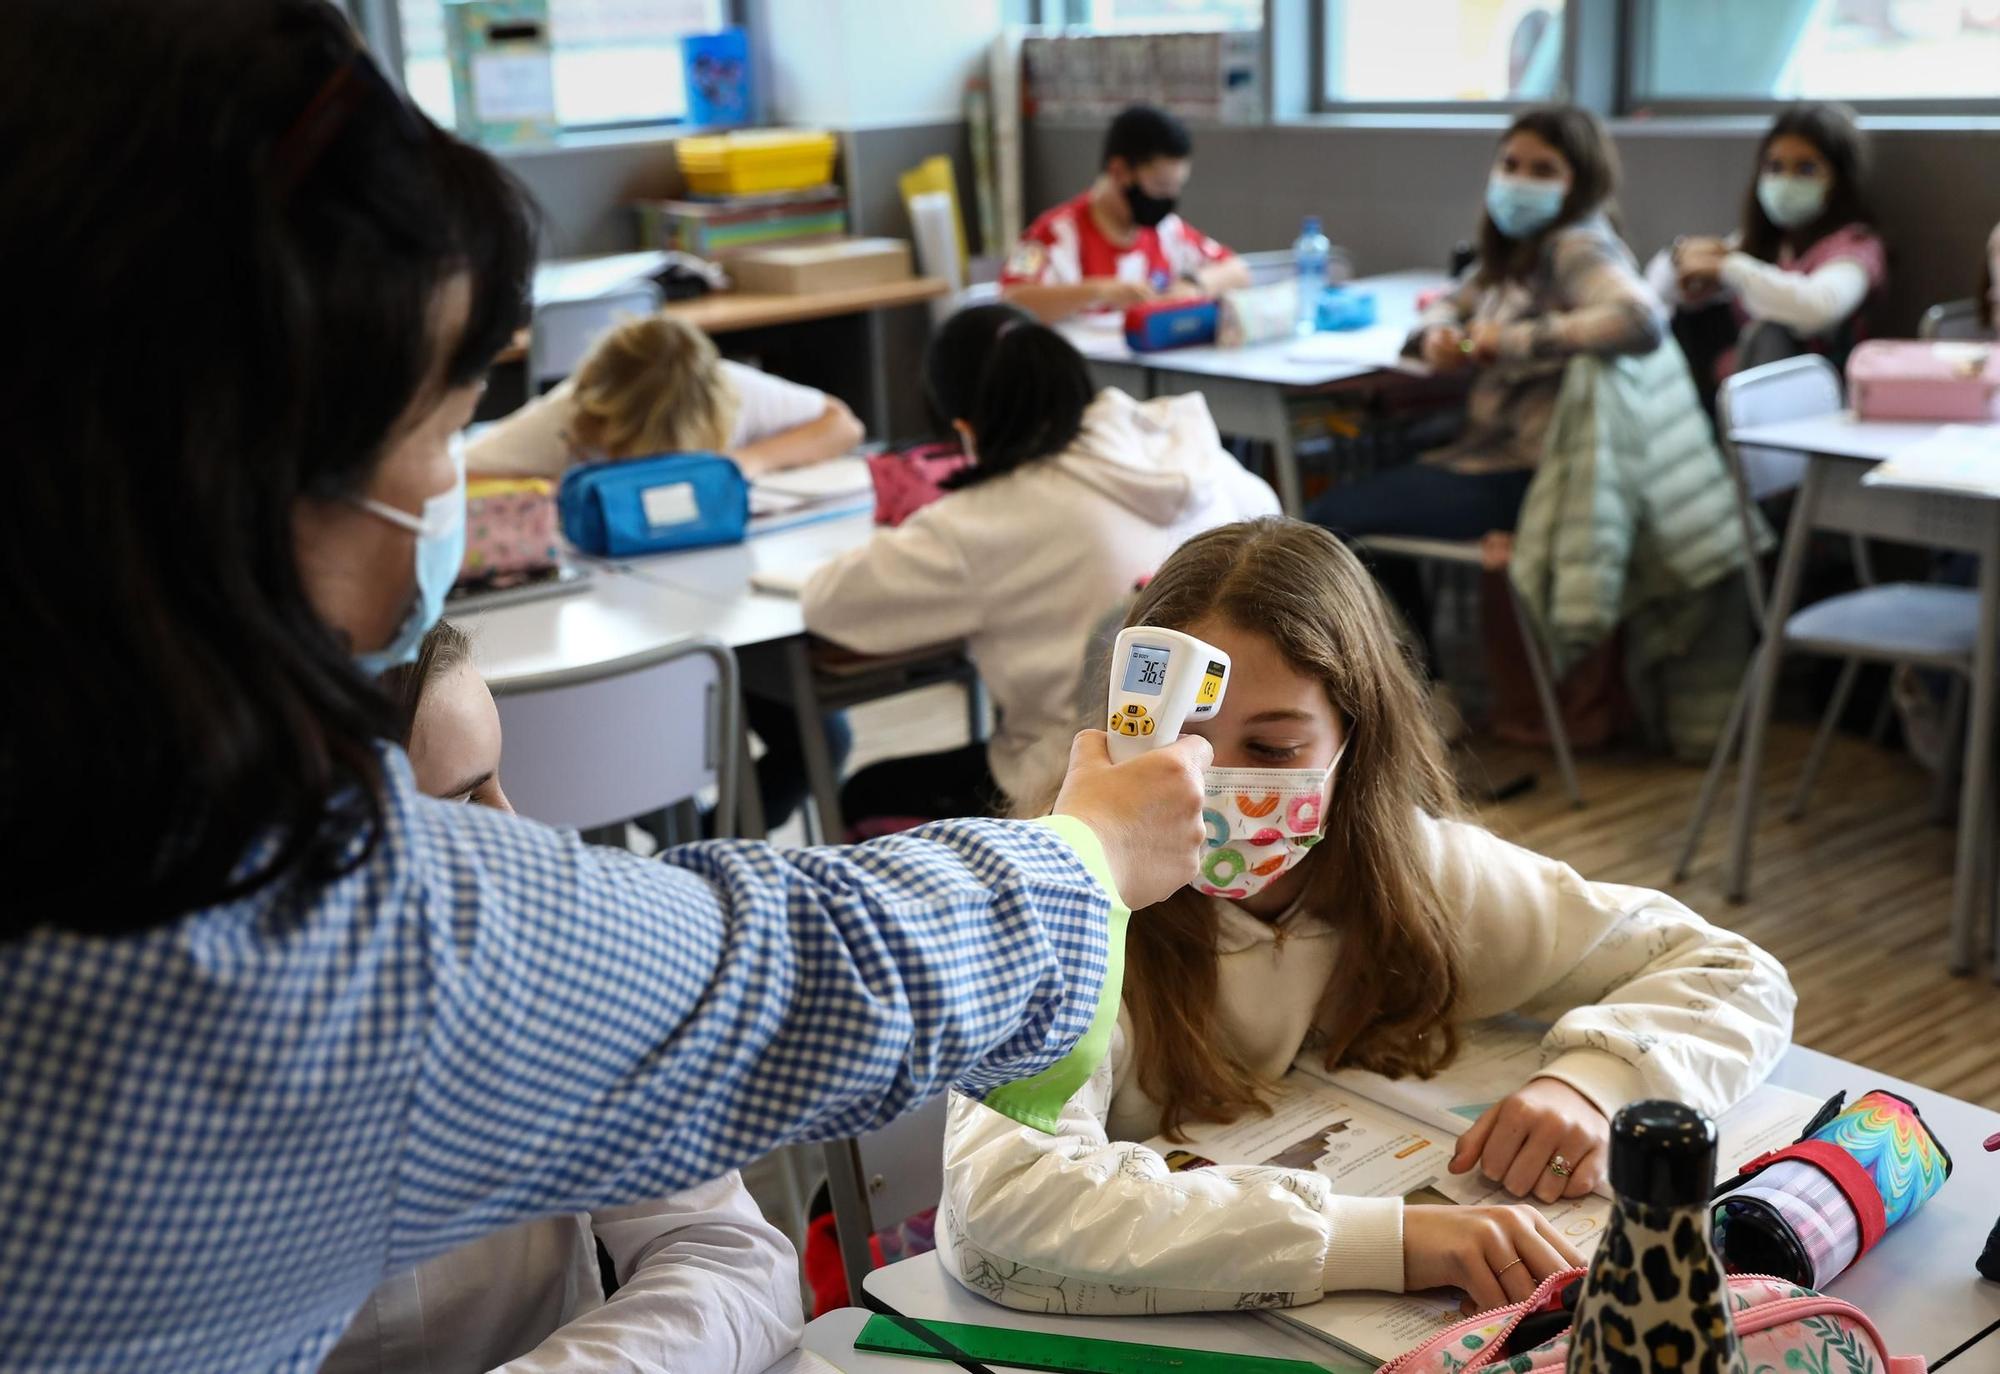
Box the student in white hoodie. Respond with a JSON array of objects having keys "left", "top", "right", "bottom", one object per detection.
[
  {"left": 322, "top": 622, "right": 805, "bottom": 1374},
  {"left": 938, "top": 519, "right": 1795, "bottom": 1318},
  {"left": 802, "top": 303, "right": 1278, "bottom": 830}
]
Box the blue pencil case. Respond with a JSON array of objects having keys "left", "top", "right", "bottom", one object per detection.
[
  {"left": 1124, "top": 298, "right": 1219, "bottom": 352},
  {"left": 558, "top": 453, "right": 749, "bottom": 558},
  {"left": 1314, "top": 287, "right": 1378, "bottom": 332}
]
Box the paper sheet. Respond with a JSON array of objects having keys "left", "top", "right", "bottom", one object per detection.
[
  {"left": 1283, "top": 323, "right": 1415, "bottom": 369},
  {"left": 1861, "top": 423, "right": 2000, "bottom": 496}
]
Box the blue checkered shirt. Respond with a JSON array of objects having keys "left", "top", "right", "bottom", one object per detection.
[{"left": 0, "top": 752, "right": 1110, "bottom": 1372}]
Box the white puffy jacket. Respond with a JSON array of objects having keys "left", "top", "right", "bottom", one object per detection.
[{"left": 937, "top": 814, "right": 1795, "bottom": 1312}]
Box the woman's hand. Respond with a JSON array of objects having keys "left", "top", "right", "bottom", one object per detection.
[
  {"left": 1404, "top": 1204, "right": 1587, "bottom": 1315},
  {"left": 1421, "top": 325, "right": 1468, "bottom": 371},
  {"left": 1449, "top": 1077, "right": 1611, "bottom": 1203},
  {"left": 1051, "top": 729, "right": 1213, "bottom": 909},
  {"left": 1674, "top": 236, "right": 1730, "bottom": 299}
]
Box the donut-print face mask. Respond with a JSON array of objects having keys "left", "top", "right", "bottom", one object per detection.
[{"left": 1195, "top": 749, "right": 1344, "bottom": 901}]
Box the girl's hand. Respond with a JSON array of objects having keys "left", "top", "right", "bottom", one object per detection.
[
  {"left": 1092, "top": 278, "right": 1157, "bottom": 309},
  {"left": 1449, "top": 1077, "right": 1610, "bottom": 1203},
  {"left": 1421, "top": 325, "right": 1467, "bottom": 371},
  {"left": 1466, "top": 320, "right": 1505, "bottom": 364},
  {"left": 1404, "top": 1204, "right": 1587, "bottom": 1314}
]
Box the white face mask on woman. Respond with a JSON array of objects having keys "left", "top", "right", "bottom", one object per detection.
[
  {"left": 1757, "top": 173, "right": 1829, "bottom": 230},
  {"left": 1195, "top": 745, "right": 1346, "bottom": 900}
]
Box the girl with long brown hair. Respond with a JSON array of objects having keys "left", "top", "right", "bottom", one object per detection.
[
  {"left": 938, "top": 519, "right": 1794, "bottom": 1317},
  {"left": 1306, "top": 105, "right": 1665, "bottom": 668}
]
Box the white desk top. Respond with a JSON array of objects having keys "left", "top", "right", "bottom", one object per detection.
[
  {"left": 451, "top": 568, "right": 731, "bottom": 689},
  {"left": 1729, "top": 412, "right": 1955, "bottom": 464},
  {"left": 765, "top": 1307, "right": 919, "bottom": 1374},
  {"left": 624, "top": 510, "right": 876, "bottom": 606},
  {"left": 1057, "top": 270, "right": 1448, "bottom": 390},
  {"left": 864, "top": 1044, "right": 2000, "bottom": 1367}
]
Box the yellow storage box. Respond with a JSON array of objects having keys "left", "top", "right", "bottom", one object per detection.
[{"left": 675, "top": 130, "right": 838, "bottom": 196}]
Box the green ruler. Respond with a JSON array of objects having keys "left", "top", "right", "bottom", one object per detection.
[{"left": 853, "top": 1313, "right": 1348, "bottom": 1374}]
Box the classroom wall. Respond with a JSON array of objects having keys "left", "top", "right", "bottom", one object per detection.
[{"left": 1024, "top": 117, "right": 2000, "bottom": 333}]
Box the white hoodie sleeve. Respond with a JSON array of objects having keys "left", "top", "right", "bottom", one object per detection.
[
  {"left": 937, "top": 1017, "right": 1404, "bottom": 1314},
  {"left": 1718, "top": 253, "right": 1870, "bottom": 338},
  {"left": 1643, "top": 245, "right": 1684, "bottom": 310},
  {"left": 491, "top": 1173, "right": 804, "bottom": 1374},
  {"left": 464, "top": 381, "right": 578, "bottom": 480},
  {"left": 1430, "top": 816, "right": 1796, "bottom": 1121},
  {"left": 800, "top": 510, "right": 981, "bottom": 656}
]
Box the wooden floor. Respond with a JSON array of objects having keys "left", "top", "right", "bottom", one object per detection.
[{"left": 849, "top": 688, "right": 2000, "bottom": 1109}]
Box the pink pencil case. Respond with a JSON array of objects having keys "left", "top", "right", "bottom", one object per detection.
[{"left": 1847, "top": 339, "right": 2000, "bottom": 422}]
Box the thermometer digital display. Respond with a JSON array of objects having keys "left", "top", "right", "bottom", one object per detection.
[{"left": 1105, "top": 626, "right": 1229, "bottom": 764}]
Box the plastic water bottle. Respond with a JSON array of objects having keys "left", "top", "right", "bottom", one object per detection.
[{"left": 1293, "top": 215, "right": 1329, "bottom": 336}]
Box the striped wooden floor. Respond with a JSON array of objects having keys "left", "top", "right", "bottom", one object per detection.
[{"left": 849, "top": 688, "right": 2000, "bottom": 1109}]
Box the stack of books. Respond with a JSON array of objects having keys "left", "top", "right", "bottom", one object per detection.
[{"left": 635, "top": 185, "right": 848, "bottom": 262}]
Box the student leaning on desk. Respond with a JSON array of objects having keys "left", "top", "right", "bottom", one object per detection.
[
  {"left": 0, "top": 6, "right": 1214, "bottom": 1371},
  {"left": 940, "top": 521, "right": 1796, "bottom": 1319}
]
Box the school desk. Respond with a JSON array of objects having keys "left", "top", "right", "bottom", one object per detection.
[
  {"left": 1058, "top": 270, "right": 1452, "bottom": 517},
  {"left": 860, "top": 1044, "right": 2000, "bottom": 1371},
  {"left": 1724, "top": 410, "right": 2000, "bottom": 978}
]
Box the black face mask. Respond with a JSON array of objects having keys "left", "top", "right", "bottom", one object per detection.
[{"left": 1123, "top": 182, "right": 1177, "bottom": 229}]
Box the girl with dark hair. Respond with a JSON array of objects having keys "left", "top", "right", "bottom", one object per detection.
[
  {"left": 937, "top": 520, "right": 1793, "bottom": 1318},
  {"left": 802, "top": 303, "right": 1278, "bottom": 830},
  {"left": 0, "top": 3, "right": 1214, "bottom": 1368},
  {"left": 1648, "top": 102, "right": 1887, "bottom": 388},
  {"left": 1306, "top": 105, "right": 1665, "bottom": 665}
]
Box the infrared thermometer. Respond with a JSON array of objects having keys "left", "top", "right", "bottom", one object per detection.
[
  {"left": 1104, "top": 626, "right": 1230, "bottom": 763},
  {"left": 978, "top": 626, "right": 1230, "bottom": 1136}
]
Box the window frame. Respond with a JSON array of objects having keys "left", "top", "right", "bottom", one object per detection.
[
  {"left": 1307, "top": 0, "right": 1577, "bottom": 116},
  {"left": 1621, "top": 0, "right": 2000, "bottom": 118},
  {"left": 351, "top": 0, "right": 749, "bottom": 140}
]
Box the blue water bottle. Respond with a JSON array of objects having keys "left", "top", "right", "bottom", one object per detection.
[{"left": 1293, "top": 215, "right": 1330, "bottom": 336}]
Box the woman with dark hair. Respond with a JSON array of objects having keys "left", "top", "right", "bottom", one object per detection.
[
  {"left": 1306, "top": 105, "right": 1665, "bottom": 666},
  {"left": 0, "top": 4, "right": 1213, "bottom": 1369},
  {"left": 1648, "top": 102, "right": 1886, "bottom": 391},
  {"left": 801, "top": 302, "right": 1278, "bottom": 831}
]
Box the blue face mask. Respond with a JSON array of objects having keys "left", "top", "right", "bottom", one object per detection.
[
  {"left": 351, "top": 438, "right": 466, "bottom": 674},
  {"left": 1757, "top": 173, "right": 1828, "bottom": 230},
  {"left": 1485, "top": 173, "right": 1567, "bottom": 240}
]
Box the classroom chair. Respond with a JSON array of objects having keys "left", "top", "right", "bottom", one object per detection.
[
  {"left": 491, "top": 635, "right": 740, "bottom": 844},
  {"left": 1355, "top": 534, "right": 1583, "bottom": 807},
  {"left": 1672, "top": 355, "right": 1980, "bottom": 898},
  {"left": 527, "top": 283, "right": 664, "bottom": 395},
  {"left": 1919, "top": 298, "right": 1987, "bottom": 342},
  {"left": 821, "top": 1093, "right": 949, "bottom": 1308}
]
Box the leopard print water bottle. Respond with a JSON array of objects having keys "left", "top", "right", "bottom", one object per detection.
[{"left": 1565, "top": 1101, "right": 1746, "bottom": 1374}]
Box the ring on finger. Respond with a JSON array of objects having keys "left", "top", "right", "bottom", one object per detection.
[
  {"left": 1495, "top": 1257, "right": 1525, "bottom": 1279},
  {"left": 1547, "top": 1154, "right": 1573, "bottom": 1178}
]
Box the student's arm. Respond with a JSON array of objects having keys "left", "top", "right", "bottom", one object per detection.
[
  {"left": 1002, "top": 279, "right": 1154, "bottom": 324},
  {"left": 1643, "top": 245, "right": 1684, "bottom": 309},
  {"left": 1987, "top": 221, "right": 2000, "bottom": 336},
  {"left": 800, "top": 513, "right": 980, "bottom": 656},
  {"left": 388, "top": 794, "right": 1133, "bottom": 1274},
  {"left": 1494, "top": 228, "right": 1666, "bottom": 362},
  {"left": 1433, "top": 815, "right": 1796, "bottom": 1122},
  {"left": 732, "top": 398, "right": 863, "bottom": 478},
  {"left": 1188, "top": 255, "right": 1251, "bottom": 295},
  {"left": 491, "top": 1173, "right": 803, "bottom": 1374},
  {"left": 722, "top": 363, "right": 864, "bottom": 476},
  {"left": 1718, "top": 253, "right": 1870, "bottom": 337},
  {"left": 938, "top": 1019, "right": 1405, "bottom": 1312},
  {"left": 463, "top": 381, "right": 578, "bottom": 480},
  {"left": 1164, "top": 221, "right": 1248, "bottom": 297}
]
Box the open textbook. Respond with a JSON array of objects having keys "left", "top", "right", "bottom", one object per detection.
[{"left": 1141, "top": 1018, "right": 1822, "bottom": 1366}]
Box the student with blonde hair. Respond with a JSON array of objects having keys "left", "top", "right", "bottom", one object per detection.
[
  {"left": 468, "top": 312, "right": 862, "bottom": 477},
  {"left": 940, "top": 519, "right": 1794, "bottom": 1318}
]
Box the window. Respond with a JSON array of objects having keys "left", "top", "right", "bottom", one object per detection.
[
  {"left": 1055, "top": 0, "right": 1261, "bottom": 29},
  {"left": 1318, "top": 0, "right": 1565, "bottom": 107},
  {"left": 398, "top": 0, "right": 727, "bottom": 133},
  {"left": 1633, "top": 0, "right": 2000, "bottom": 105}
]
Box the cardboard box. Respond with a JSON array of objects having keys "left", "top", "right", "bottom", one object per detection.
[{"left": 725, "top": 238, "right": 913, "bottom": 295}]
